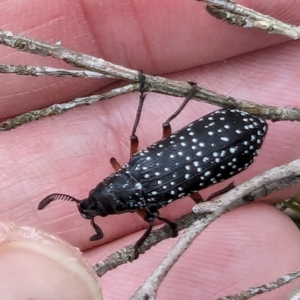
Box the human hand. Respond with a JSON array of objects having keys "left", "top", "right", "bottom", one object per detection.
[{"left": 1, "top": 1, "right": 300, "bottom": 299}]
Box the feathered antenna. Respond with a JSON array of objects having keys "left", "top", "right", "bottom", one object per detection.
[{"left": 38, "top": 193, "right": 81, "bottom": 210}]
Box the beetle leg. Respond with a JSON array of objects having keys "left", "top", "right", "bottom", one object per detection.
[
  {"left": 189, "top": 192, "right": 204, "bottom": 203},
  {"left": 134, "top": 208, "right": 178, "bottom": 259},
  {"left": 162, "top": 83, "right": 198, "bottom": 138},
  {"left": 206, "top": 181, "right": 235, "bottom": 201},
  {"left": 89, "top": 218, "right": 104, "bottom": 241},
  {"left": 133, "top": 216, "right": 154, "bottom": 259},
  {"left": 130, "top": 70, "right": 147, "bottom": 157},
  {"left": 110, "top": 157, "right": 121, "bottom": 171},
  {"left": 155, "top": 215, "right": 178, "bottom": 237}
]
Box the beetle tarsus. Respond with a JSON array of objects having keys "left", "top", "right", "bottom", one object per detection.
[
  {"left": 156, "top": 215, "right": 178, "bottom": 238},
  {"left": 89, "top": 218, "right": 104, "bottom": 241},
  {"left": 189, "top": 192, "right": 204, "bottom": 203},
  {"left": 206, "top": 181, "right": 235, "bottom": 201},
  {"left": 133, "top": 218, "right": 154, "bottom": 259}
]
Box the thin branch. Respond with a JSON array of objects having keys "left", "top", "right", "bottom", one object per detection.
[
  {"left": 288, "top": 284, "right": 300, "bottom": 300},
  {"left": 217, "top": 269, "right": 300, "bottom": 300},
  {"left": 0, "top": 84, "right": 137, "bottom": 131},
  {"left": 1, "top": 29, "right": 300, "bottom": 130},
  {"left": 129, "top": 159, "right": 300, "bottom": 299},
  {"left": 0, "top": 64, "right": 110, "bottom": 78},
  {"left": 199, "top": 0, "right": 300, "bottom": 40}
]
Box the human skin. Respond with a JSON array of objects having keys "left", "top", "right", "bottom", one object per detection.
[{"left": 0, "top": 0, "right": 300, "bottom": 299}]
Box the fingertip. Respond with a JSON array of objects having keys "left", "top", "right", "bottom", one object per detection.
[{"left": 0, "top": 221, "right": 102, "bottom": 300}]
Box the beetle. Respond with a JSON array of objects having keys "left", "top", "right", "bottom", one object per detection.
[{"left": 38, "top": 73, "right": 268, "bottom": 258}]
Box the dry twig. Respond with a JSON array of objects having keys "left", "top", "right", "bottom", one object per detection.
[
  {"left": 201, "top": 0, "right": 300, "bottom": 39},
  {"left": 0, "top": 84, "right": 137, "bottom": 130},
  {"left": 1, "top": 0, "right": 300, "bottom": 131},
  {"left": 217, "top": 269, "right": 300, "bottom": 300}
]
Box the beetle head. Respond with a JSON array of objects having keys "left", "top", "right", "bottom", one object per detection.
[{"left": 38, "top": 193, "right": 105, "bottom": 241}]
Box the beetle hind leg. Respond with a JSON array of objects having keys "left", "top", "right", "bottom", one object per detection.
[
  {"left": 206, "top": 182, "right": 235, "bottom": 201},
  {"left": 155, "top": 215, "right": 178, "bottom": 238},
  {"left": 189, "top": 192, "right": 204, "bottom": 203}
]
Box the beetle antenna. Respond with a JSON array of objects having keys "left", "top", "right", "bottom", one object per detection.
[{"left": 38, "top": 193, "right": 81, "bottom": 210}]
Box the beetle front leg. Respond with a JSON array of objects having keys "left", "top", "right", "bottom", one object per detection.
[
  {"left": 162, "top": 82, "right": 197, "bottom": 138},
  {"left": 89, "top": 217, "right": 104, "bottom": 241},
  {"left": 130, "top": 70, "right": 147, "bottom": 157}
]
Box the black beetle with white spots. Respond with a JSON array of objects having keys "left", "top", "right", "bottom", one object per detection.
[{"left": 38, "top": 78, "right": 268, "bottom": 258}]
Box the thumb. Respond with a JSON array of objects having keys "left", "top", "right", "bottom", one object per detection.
[{"left": 0, "top": 221, "right": 102, "bottom": 300}]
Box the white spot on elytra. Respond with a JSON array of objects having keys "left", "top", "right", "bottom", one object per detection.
[
  {"left": 220, "top": 137, "right": 229, "bottom": 142},
  {"left": 230, "top": 147, "right": 236, "bottom": 153},
  {"left": 220, "top": 150, "right": 226, "bottom": 157}
]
